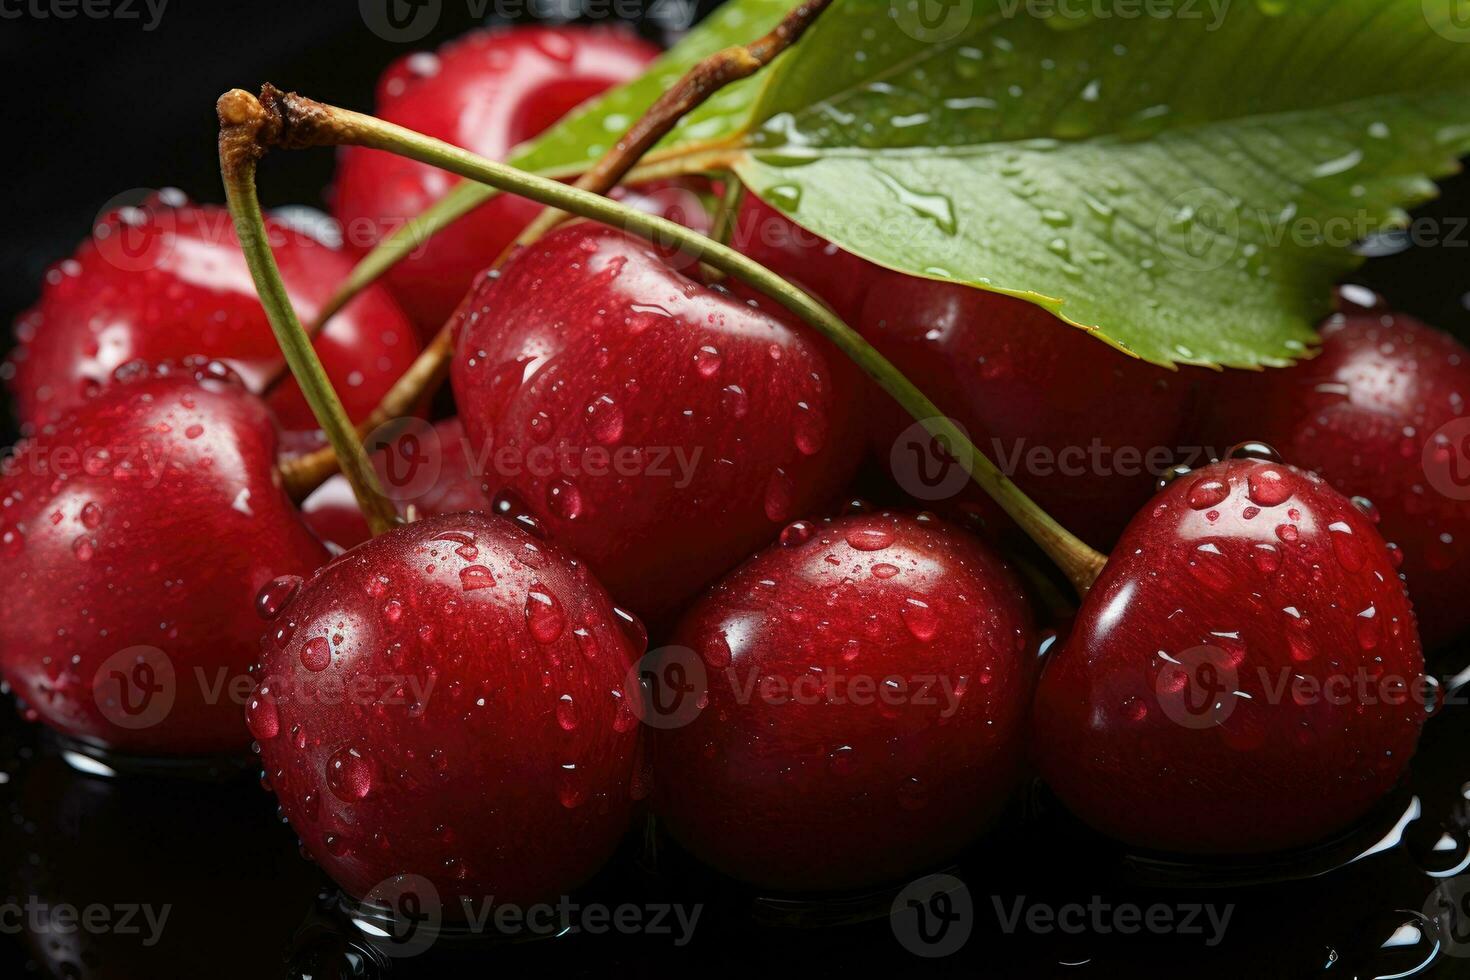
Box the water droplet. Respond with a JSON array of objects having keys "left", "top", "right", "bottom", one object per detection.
[
  {"left": 1228, "top": 441, "right": 1282, "bottom": 463},
  {"left": 80, "top": 502, "right": 102, "bottom": 528},
  {"left": 846, "top": 527, "right": 894, "bottom": 552},
  {"left": 547, "top": 477, "right": 584, "bottom": 520},
  {"left": 1186, "top": 477, "right": 1230, "bottom": 510},
  {"left": 900, "top": 598, "right": 940, "bottom": 641},
  {"left": 792, "top": 401, "right": 826, "bottom": 455},
  {"left": 872, "top": 563, "right": 900, "bottom": 579},
  {"left": 245, "top": 694, "right": 279, "bottom": 740},
  {"left": 556, "top": 694, "right": 578, "bottom": 731},
  {"left": 301, "top": 636, "right": 331, "bottom": 672},
  {"left": 693, "top": 345, "right": 722, "bottom": 377},
  {"left": 459, "top": 565, "right": 496, "bottom": 591},
  {"left": 780, "top": 520, "right": 815, "bottom": 546},
  {"left": 558, "top": 764, "right": 586, "bottom": 808},
  {"left": 326, "top": 746, "right": 375, "bottom": 802},
  {"left": 1247, "top": 468, "right": 1292, "bottom": 506},
  {"left": 613, "top": 606, "right": 647, "bottom": 654},
  {"left": 764, "top": 469, "right": 795, "bottom": 522},
  {"left": 721, "top": 384, "right": 749, "bottom": 419},
  {"left": 526, "top": 587, "right": 567, "bottom": 644},
  {"left": 256, "top": 575, "right": 302, "bottom": 621},
  {"left": 585, "top": 394, "right": 624, "bottom": 444},
  {"left": 72, "top": 535, "right": 95, "bottom": 561}
]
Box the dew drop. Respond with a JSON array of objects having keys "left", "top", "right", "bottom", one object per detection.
[
  {"left": 1246, "top": 467, "right": 1292, "bottom": 506},
  {"left": 846, "top": 527, "right": 894, "bottom": 552},
  {"left": 764, "top": 469, "right": 795, "bottom": 522},
  {"left": 1186, "top": 477, "right": 1230, "bottom": 510},
  {"left": 301, "top": 636, "right": 331, "bottom": 672},
  {"left": 245, "top": 694, "right": 280, "bottom": 740},
  {"left": 780, "top": 520, "right": 815, "bottom": 546},
  {"left": 546, "top": 477, "right": 584, "bottom": 520},
  {"left": 720, "top": 384, "right": 749, "bottom": 419},
  {"left": 900, "top": 598, "right": 940, "bottom": 641},
  {"left": 326, "top": 746, "right": 375, "bottom": 802},
  {"left": 459, "top": 565, "right": 496, "bottom": 591},
  {"left": 256, "top": 575, "right": 302, "bottom": 621},
  {"left": 556, "top": 694, "right": 578, "bottom": 731},
  {"left": 525, "top": 587, "right": 567, "bottom": 643}
]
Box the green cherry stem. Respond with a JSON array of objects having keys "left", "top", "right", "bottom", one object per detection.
[
  {"left": 710, "top": 175, "right": 746, "bottom": 247},
  {"left": 217, "top": 89, "right": 399, "bottom": 537},
  {"left": 240, "top": 86, "right": 1108, "bottom": 595}
]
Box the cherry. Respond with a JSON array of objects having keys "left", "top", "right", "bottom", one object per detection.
[
  {"left": 251, "top": 512, "right": 641, "bottom": 909},
  {"left": 6, "top": 192, "right": 420, "bottom": 436},
  {"left": 0, "top": 359, "right": 330, "bottom": 756},
  {"left": 450, "top": 222, "right": 867, "bottom": 625},
  {"left": 653, "top": 511, "right": 1035, "bottom": 891},
  {"left": 1199, "top": 292, "right": 1470, "bottom": 651},
  {"left": 858, "top": 271, "right": 1198, "bottom": 550},
  {"left": 1032, "top": 455, "right": 1427, "bottom": 854},
  {"left": 331, "top": 26, "right": 660, "bottom": 335},
  {"left": 729, "top": 194, "right": 876, "bottom": 323},
  {"left": 302, "top": 417, "right": 490, "bottom": 551}
]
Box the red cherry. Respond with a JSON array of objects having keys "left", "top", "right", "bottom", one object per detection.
[
  {"left": 1200, "top": 297, "right": 1470, "bottom": 650},
  {"left": 331, "top": 26, "right": 660, "bottom": 335},
  {"left": 859, "top": 272, "right": 1197, "bottom": 550},
  {"left": 6, "top": 193, "right": 420, "bottom": 435},
  {"left": 450, "top": 222, "right": 867, "bottom": 625},
  {"left": 0, "top": 359, "right": 330, "bottom": 755},
  {"left": 251, "top": 512, "right": 641, "bottom": 908},
  {"left": 729, "top": 194, "right": 876, "bottom": 323},
  {"left": 654, "top": 511, "right": 1035, "bottom": 890},
  {"left": 1032, "top": 457, "right": 1427, "bottom": 854},
  {"left": 302, "top": 417, "right": 491, "bottom": 551}
]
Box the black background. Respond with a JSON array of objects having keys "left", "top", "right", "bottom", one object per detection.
[{"left": 4, "top": 2, "right": 1470, "bottom": 978}]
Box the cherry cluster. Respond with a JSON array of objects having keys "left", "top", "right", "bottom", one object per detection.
[{"left": 0, "top": 23, "right": 1461, "bottom": 920}]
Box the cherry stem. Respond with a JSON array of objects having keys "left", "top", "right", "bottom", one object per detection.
[
  {"left": 217, "top": 89, "right": 399, "bottom": 537},
  {"left": 710, "top": 175, "right": 745, "bottom": 248},
  {"left": 504, "top": 0, "right": 834, "bottom": 255},
  {"left": 232, "top": 87, "right": 1109, "bottom": 595}
]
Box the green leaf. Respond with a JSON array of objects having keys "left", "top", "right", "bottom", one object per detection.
[
  {"left": 519, "top": 0, "right": 1470, "bottom": 368},
  {"left": 510, "top": 0, "right": 796, "bottom": 174}
]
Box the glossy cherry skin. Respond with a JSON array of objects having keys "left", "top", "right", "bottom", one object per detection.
[
  {"left": 250, "top": 512, "right": 641, "bottom": 909},
  {"left": 302, "top": 417, "right": 491, "bottom": 551},
  {"left": 450, "top": 222, "right": 867, "bottom": 625},
  {"left": 1032, "top": 457, "right": 1427, "bottom": 854},
  {"left": 1200, "top": 296, "right": 1470, "bottom": 651},
  {"left": 654, "top": 511, "right": 1035, "bottom": 891},
  {"left": 859, "top": 273, "right": 1199, "bottom": 550},
  {"left": 6, "top": 194, "right": 420, "bottom": 434},
  {"left": 729, "top": 194, "right": 876, "bottom": 324},
  {"left": 0, "top": 360, "right": 330, "bottom": 755},
  {"left": 332, "top": 26, "right": 659, "bottom": 335}
]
